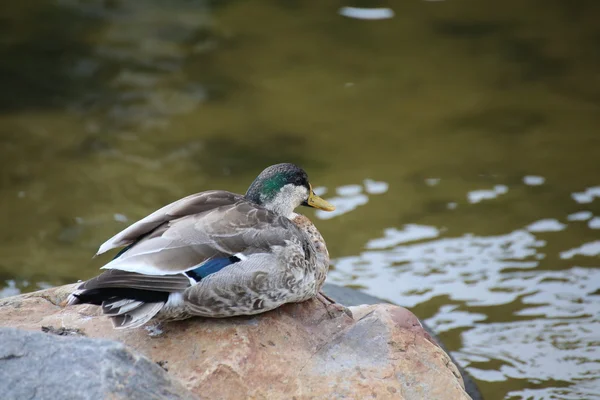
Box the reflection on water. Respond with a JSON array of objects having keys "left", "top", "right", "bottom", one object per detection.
[
  {"left": 321, "top": 178, "right": 600, "bottom": 400},
  {"left": 338, "top": 7, "right": 395, "bottom": 21},
  {"left": 467, "top": 185, "right": 509, "bottom": 204},
  {"left": 0, "top": 279, "right": 52, "bottom": 298},
  {"left": 522, "top": 175, "right": 545, "bottom": 186},
  {"left": 560, "top": 241, "right": 600, "bottom": 260},
  {"left": 568, "top": 211, "right": 593, "bottom": 221},
  {"left": 314, "top": 179, "right": 388, "bottom": 220},
  {"left": 328, "top": 219, "right": 544, "bottom": 308},
  {"left": 1, "top": 1, "right": 600, "bottom": 399},
  {"left": 526, "top": 218, "right": 566, "bottom": 232},
  {"left": 572, "top": 186, "right": 600, "bottom": 204}
]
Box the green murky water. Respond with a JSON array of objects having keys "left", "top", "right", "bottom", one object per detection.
[{"left": 1, "top": 1, "right": 599, "bottom": 398}]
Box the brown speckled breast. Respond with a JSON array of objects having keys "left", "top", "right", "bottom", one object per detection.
[{"left": 292, "top": 213, "right": 330, "bottom": 289}]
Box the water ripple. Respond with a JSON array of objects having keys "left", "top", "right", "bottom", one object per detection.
[
  {"left": 325, "top": 179, "right": 600, "bottom": 398},
  {"left": 331, "top": 227, "right": 544, "bottom": 307}
]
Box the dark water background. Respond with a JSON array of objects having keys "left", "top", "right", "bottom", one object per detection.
[{"left": 1, "top": 1, "right": 599, "bottom": 399}]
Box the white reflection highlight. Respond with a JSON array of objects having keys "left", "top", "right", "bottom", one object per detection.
[
  {"left": 506, "top": 380, "right": 600, "bottom": 400},
  {"left": 315, "top": 179, "right": 388, "bottom": 220},
  {"left": 363, "top": 179, "right": 388, "bottom": 194},
  {"left": 571, "top": 186, "right": 600, "bottom": 204},
  {"left": 338, "top": 7, "right": 395, "bottom": 20},
  {"left": 317, "top": 193, "right": 368, "bottom": 220},
  {"left": 336, "top": 184, "right": 362, "bottom": 196},
  {"left": 516, "top": 267, "right": 596, "bottom": 318},
  {"left": 467, "top": 185, "right": 508, "bottom": 203},
  {"left": 333, "top": 220, "right": 600, "bottom": 395},
  {"left": 526, "top": 218, "right": 566, "bottom": 232},
  {"left": 113, "top": 213, "right": 128, "bottom": 223},
  {"left": 366, "top": 225, "right": 440, "bottom": 249},
  {"left": 523, "top": 175, "right": 545, "bottom": 186},
  {"left": 588, "top": 217, "right": 600, "bottom": 229},
  {"left": 329, "top": 229, "right": 544, "bottom": 308},
  {"left": 560, "top": 241, "right": 600, "bottom": 259},
  {"left": 324, "top": 180, "right": 600, "bottom": 396},
  {"left": 426, "top": 305, "right": 486, "bottom": 332},
  {"left": 567, "top": 211, "right": 592, "bottom": 221},
  {"left": 456, "top": 313, "right": 600, "bottom": 391}
]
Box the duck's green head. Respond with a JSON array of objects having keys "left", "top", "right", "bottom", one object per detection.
[{"left": 245, "top": 163, "right": 335, "bottom": 218}]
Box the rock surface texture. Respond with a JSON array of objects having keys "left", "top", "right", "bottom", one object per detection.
[
  {"left": 0, "top": 284, "right": 471, "bottom": 400},
  {"left": 323, "top": 283, "right": 482, "bottom": 400},
  {"left": 0, "top": 327, "right": 196, "bottom": 400}
]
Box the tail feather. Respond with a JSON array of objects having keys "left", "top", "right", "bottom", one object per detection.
[
  {"left": 67, "top": 286, "right": 169, "bottom": 329},
  {"left": 110, "top": 302, "right": 165, "bottom": 329},
  {"left": 102, "top": 298, "right": 144, "bottom": 315},
  {"left": 66, "top": 291, "right": 82, "bottom": 306}
]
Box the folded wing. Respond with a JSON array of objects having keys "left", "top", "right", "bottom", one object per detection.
[{"left": 100, "top": 192, "right": 304, "bottom": 276}]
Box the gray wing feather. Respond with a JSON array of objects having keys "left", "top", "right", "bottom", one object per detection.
[
  {"left": 99, "top": 194, "right": 306, "bottom": 275},
  {"left": 96, "top": 191, "right": 244, "bottom": 255},
  {"left": 75, "top": 269, "right": 191, "bottom": 292}
]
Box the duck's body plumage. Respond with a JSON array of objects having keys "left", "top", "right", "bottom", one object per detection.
[{"left": 68, "top": 164, "right": 334, "bottom": 329}]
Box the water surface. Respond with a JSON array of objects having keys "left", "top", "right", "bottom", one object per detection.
[{"left": 1, "top": 1, "right": 599, "bottom": 399}]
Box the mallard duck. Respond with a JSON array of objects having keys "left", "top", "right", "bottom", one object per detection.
[{"left": 67, "top": 163, "right": 336, "bottom": 329}]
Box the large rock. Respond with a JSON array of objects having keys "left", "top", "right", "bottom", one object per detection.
[
  {"left": 0, "top": 284, "right": 471, "bottom": 400},
  {"left": 322, "top": 284, "right": 482, "bottom": 400},
  {"left": 0, "top": 327, "right": 197, "bottom": 400}
]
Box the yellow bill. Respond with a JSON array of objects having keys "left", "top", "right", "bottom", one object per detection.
[{"left": 307, "top": 184, "right": 335, "bottom": 211}]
